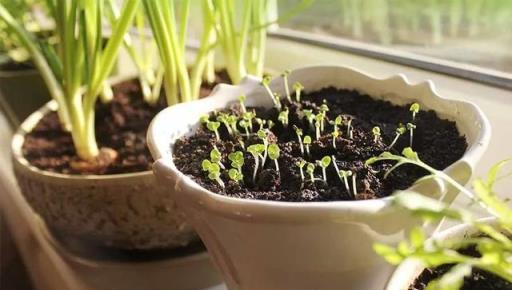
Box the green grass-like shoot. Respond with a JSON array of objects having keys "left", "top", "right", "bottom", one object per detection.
[
  {"left": 388, "top": 123, "right": 406, "bottom": 149},
  {"left": 303, "top": 135, "right": 312, "bottom": 155},
  {"left": 278, "top": 107, "right": 289, "bottom": 127},
  {"left": 372, "top": 126, "right": 381, "bottom": 143},
  {"left": 206, "top": 121, "right": 221, "bottom": 141},
  {"left": 317, "top": 156, "right": 332, "bottom": 182},
  {"left": 268, "top": 143, "right": 280, "bottom": 173},
  {"left": 282, "top": 70, "right": 292, "bottom": 102},
  {"left": 293, "top": 82, "right": 304, "bottom": 102},
  {"left": 239, "top": 95, "right": 247, "bottom": 113}
]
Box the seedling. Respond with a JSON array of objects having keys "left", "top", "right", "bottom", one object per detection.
[
  {"left": 293, "top": 82, "right": 304, "bottom": 102},
  {"left": 217, "top": 113, "right": 233, "bottom": 135},
  {"left": 227, "top": 115, "right": 239, "bottom": 134},
  {"left": 268, "top": 144, "right": 280, "bottom": 173},
  {"left": 247, "top": 144, "right": 266, "bottom": 183},
  {"left": 257, "top": 129, "right": 269, "bottom": 166},
  {"left": 267, "top": 120, "right": 275, "bottom": 130},
  {"left": 255, "top": 118, "right": 265, "bottom": 131},
  {"left": 346, "top": 118, "right": 354, "bottom": 139},
  {"left": 262, "top": 76, "right": 281, "bottom": 110},
  {"left": 200, "top": 115, "right": 210, "bottom": 124},
  {"left": 388, "top": 123, "right": 406, "bottom": 149},
  {"left": 303, "top": 135, "right": 312, "bottom": 155},
  {"left": 317, "top": 156, "right": 331, "bottom": 182},
  {"left": 332, "top": 130, "right": 340, "bottom": 148},
  {"left": 282, "top": 70, "right": 292, "bottom": 102},
  {"left": 201, "top": 160, "right": 225, "bottom": 188},
  {"left": 210, "top": 147, "right": 225, "bottom": 169},
  {"left": 239, "top": 119, "right": 251, "bottom": 137},
  {"left": 315, "top": 114, "right": 322, "bottom": 140},
  {"left": 331, "top": 115, "right": 343, "bottom": 133},
  {"left": 228, "top": 169, "right": 243, "bottom": 183},
  {"left": 306, "top": 162, "right": 316, "bottom": 183},
  {"left": 242, "top": 111, "right": 256, "bottom": 132},
  {"left": 296, "top": 159, "right": 306, "bottom": 184},
  {"left": 294, "top": 126, "right": 305, "bottom": 154},
  {"left": 273, "top": 93, "right": 283, "bottom": 111},
  {"left": 278, "top": 107, "right": 289, "bottom": 127},
  {"left": 207, "top": 121, "right": 221, "bottom": 141},
  {"left": 303, "top": 109, "right": 315, "bottom": 130},
  {"left": 319, "top": 103, "right": 329, "bottom": 132},
  {"left": 372, "top": 126, "right": 381, "bottom": 143},
  {"left": 407, "top": 122, "right": 416, "bottom": 148},
  {"left": 228, "top": 151, "right": 244, "bottom": 171},
  {"left": 351, "top": 173, "right": 358, "bottom": 198},
  {"left": 239, "top": 95, "right": 247, "bottom": 113},
  {"left": 410, "top": 102, "right": 420, "bottom": 121}
]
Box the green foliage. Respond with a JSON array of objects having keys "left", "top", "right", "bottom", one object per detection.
[
  {"left": 207, "top": 121, "right": 221, "bottom": 141},
  {"left": 388, "top": 123, "right": 406, "bottom": 149},
  {"left": 306, "top": 162, "right": 316, "bottom": 183},
  {"left": 282, "top": 70, "right": 292, "bottom": 102},
  {"left": 268, "top": 143, "right": 280, "bottom": 172},
  {"left": 296, "top": 159, "right": 306, "bottom": 183},
  {"left": 371, "top": 153, "right": 512, "bottom": 288},
  {"left": 202, "top": 159, "right": 225, "bottom": 188},
  {"left": 228, "top": 168, "right": 243, "bottom": 183},
  {"left": 317, "top": 156, "right": 331, "bottom": 182},
  {"left": 293, "top": 81, "right": 304, "bottom": 102},
  {"left": 303, "top": 135, "right": 312, "bottom": 155},
  {"left": 228, "top": 151, "right": 245, "bottom": 170},
  {"left": 372, "top": 126, "right": 381, "bottom": 143},
  {"left": 410, "top": 102, "right": 421, "bottom": 121},
  {"left": 278, "top": 107, "right": 289, "bottom": 127}
]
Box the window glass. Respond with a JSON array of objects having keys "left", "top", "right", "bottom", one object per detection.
[{"left": 279, "top": 0, "right": 512, "bottom": 73}]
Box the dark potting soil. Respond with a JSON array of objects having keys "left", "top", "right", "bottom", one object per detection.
[
  {"left": 0, "top": 59, "right": 34, "bottom": 71},
  {"left": 173, "top": 87, "right": 467, "bottom": 201},
  {"left": 410, "top": 246, "right": 512, "bottom": 290},
  {"left": 22, "top": 72, "right": 229, "bottom": 175}
]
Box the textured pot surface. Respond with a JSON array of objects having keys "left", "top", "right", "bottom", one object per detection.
[
  {"left": 12, "top": 99, "right": 198, "bottom": 250},
  {"left": 386, "top": 218, "right": 498, "bottom": 290},
  {"left": 148, "top": 65, "right": 491, "bottom": 290}
]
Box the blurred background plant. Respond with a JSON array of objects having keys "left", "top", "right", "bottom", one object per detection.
[{"left": 280, "top": 0, "right": 512, "bottom": 73}]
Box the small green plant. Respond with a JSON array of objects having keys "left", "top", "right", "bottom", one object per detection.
[
  {"left": 332, "top": 130, "right": 340, "bottom": 149},
  {"left": 239, "top": 95, "right": 247, "bottom": 113},
  {"left": 282, "top": 70, "right": 292, "bottom": 102},
  {"left": 262, "top": 76, "right": 281, "bottom": 110},
  {"left": 296, "top": 159, "right": 306, "bottom": 184},
  {"left": 331, "top": 115, "right": 343, "bottom": 134},
  {"left": 257, "top": 129, "right": 269, "bottom": 166},
  {"left": 294, "top": 126, "right": 305, "bottom": 155},
  {"left": 372, "top": 126, "right": 381, "bottom": 143},
  {"left": 303, "top": 135, "right": 312, "bottom": 155},
  {"left": 202, "top": 160, "right": 225, "bottom": 188},
  {"left": 293, "top": 81, "right": 304, "bottom": 102},
  {"left": 315, "top": 113, "right": 323, "bottom": 140},
  {"left": 346, "top": 118, "right": 354, "bottom": 139},
  {"left": 247, "top": 144, "right": 266, "bottom": 182},
  {"left": 303, "top": 109, "right": 315, "bottom": 130},
  {"left": 319, "top": 103, "right": 329, "bottom": 132},
  {"left": 407, "top": 122, "right": 416, "bottom": 148},
  {"left": 317, "top": 156, "right": 332, "bottom": 182},
  {"left": 388, "top": 123, "right": 407, "bottom": 150},
  {"left": 306, "top": 162, "right": 316, "bottom": 183},
  {"left": 410, "top": 102, "right": 420, "bottom": 122},
  {"left": 210, "top": 147, "right": 225, "bottom": 169},
  {"left": 331, "top": 157, "right": 353, "bottom": 197},
  {"left": 228, "top": 169, "right": 243, "bottom": 183},
  {"left": 242, "top": 111, "right": 256, "bottom": 133},
  {"left": 217, "top": 113, "right": 233, "bottom": 136},
  {"left": 255, "top": 117, "right": 265, "bottom": 131},
  {"left": 228, "top": 151, "right": 245, "bottom": 171},
  {"left": 239, "top": 119, "right": 251, "bottom": 137},
  {"left": 268, "top": 143, "right": 280, "bottom": 173},
  {"left": 227, "top": 114, "right": 239, "bottom": 134},
  {"left": 370, "top": 151, "right": 512, "bottom": 289},
  {"left": 207, "top": 121, "right": 221, "bottom": 141},
  {"left": 278, "top": 107, "right": 289, "bottom": 127}
]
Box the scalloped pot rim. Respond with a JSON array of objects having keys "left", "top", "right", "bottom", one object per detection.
[{"left": 148, "top": 65, "right": 491, "bottom": 219}]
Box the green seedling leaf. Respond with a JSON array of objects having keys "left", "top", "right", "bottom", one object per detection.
[
  {"left": 228, "top": 168, "right": 243, "bottom": 182},
  {"left": 268, "top": 144, "right": 280, "bottom": 160},
  {"left": 228, "top": 151, "right": 244, "bottom": 169},
  {"left": 293, "top": 81, "right": 304, "bottom": 102}
]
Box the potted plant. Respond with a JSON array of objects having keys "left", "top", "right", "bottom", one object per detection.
[
  {"left": 377, "top": 157, "right": 511, "bottom": 290},
  {"left": 0, "top": 0, "right": 51, "bottom": 123},
  {"left": 148, "top": 65, "right": 491, "bottom": 290},
  {"left": 2, "top": 0, "right": 203, "bottom": 251}
]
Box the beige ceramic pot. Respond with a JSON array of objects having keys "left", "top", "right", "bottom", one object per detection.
[
  {"left": 148, "top": 65, "right": 491, "bottom": 290},
  {"left": 12, "top": 93, "right": 197, "bottom": 250}
]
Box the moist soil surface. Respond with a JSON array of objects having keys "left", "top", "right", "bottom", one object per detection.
[
  {"left": 410, "top": 246, "right": 512, "bottom": 290},
  {"left": 22, "top": 71, "right": 229, "bottom": 175},
  {"left": 173, "top": 87, "right": 467, "bottom": 201}
]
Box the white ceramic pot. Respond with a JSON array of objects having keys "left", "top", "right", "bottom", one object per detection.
[
  {"left": 12, "top": 92, "right": 197, "bottom": 250},
  {"left": 385, "top": 218, "right": 498, "bottom": 290},
  {"left": 148, "top": 65, "right": 491, "bottom": 290}
]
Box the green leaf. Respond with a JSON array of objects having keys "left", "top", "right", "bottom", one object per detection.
[
  {"left": 201, "top": 159, "right": 212, "bottom": 171},
  {"left": 409, "top": 227, "right": 426, "bottom": 248},
  {"left": 402, "top": 147, "right": 419, "bottom": 161},
  {"left": 320, "top": 156, "right": 331, "bottom": 168},
  {"left": 303, "top": 135, "right": 312, "bottom": 145},
  {"left": 268, "top": 144, "right": 280, "bottom": 160},
  {"left": 373, "top": 244, "right": 404, "bottom": 265},
  {"left": 425, "top": 264, "right": 471, "bottom": 290},
  {"left": 410, "top": 103, "right": 421, "bottom": 114},
  {"left": 210, "top": 147, "right": 222, "bottom": 163}
]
